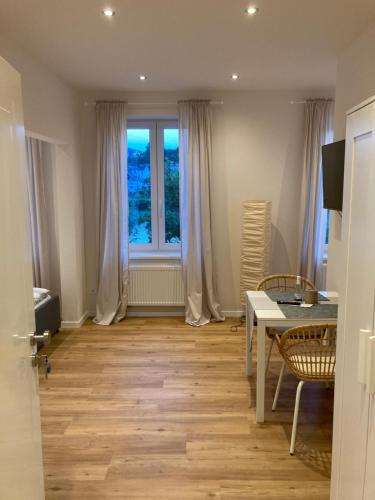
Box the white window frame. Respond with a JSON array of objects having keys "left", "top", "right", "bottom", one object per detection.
[
  {"left": 323, "top": 209, "right": 331, "bottom": 264},
  {"left": 127, "top": 120, "right": 158, "bottom": 252},
  {"left": 157, "top": 120, "right": 180, "bottom": 251},
  {"left": 127, "top": 119, "right": 180, "bottom": 255}
]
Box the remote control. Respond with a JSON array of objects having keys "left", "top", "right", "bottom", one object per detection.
[{"left": 277, "top": 300, "right": 301, "bottom": 305}]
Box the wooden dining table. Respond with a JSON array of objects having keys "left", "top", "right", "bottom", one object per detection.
[{"left": 245, "top": 290, "right": 339, "bottom": 423}]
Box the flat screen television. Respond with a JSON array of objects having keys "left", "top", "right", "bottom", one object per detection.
[{"left": 322, "top": 140, "right": 345, "bottom": 211}]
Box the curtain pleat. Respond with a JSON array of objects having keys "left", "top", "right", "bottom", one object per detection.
[
  {"left": 179, "top": 100, "right": 224, "bottom": 326},
  {"left": 25, "top": 137, "right": 60, "bottom": 295},
  {"left": 298, "top": 99, "right": 334, "bottom": 288},
  {"left": 94, "top": 102, "right": 129, "bottom": 325}
]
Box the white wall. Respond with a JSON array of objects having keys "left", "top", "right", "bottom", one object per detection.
[
  {"left": 81, "top": 89, "right": 332, "bottom": 314},
  {"left": 327, "top": 23, "right": 375, "bottom": 291},
  {"left": 0, "top": 30, "right": 336, "bottom": 317},
  {"left": 0, "top": 35, "right": 86, "bottom": 324}
]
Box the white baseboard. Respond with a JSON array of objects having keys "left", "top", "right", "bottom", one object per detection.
[
  {"left": 61, "top": 311, "right": 90, "bottom": 329},
  {"left": 74, "top": 308, "right": 243, "bottom": 323},
  {"left": 222, "top": 310, "right": 244, "bottom": 318},
  {"left": 126, "top": 309, "right": 243, "bottom": 318},
  {"left": 127, "top": 308, "right": 243, "bottom": 318}
]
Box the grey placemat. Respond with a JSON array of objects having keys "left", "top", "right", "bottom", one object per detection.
[
  {"left": 265, "top": 290, "right": 329, "bottom": 302},
  {"left": 278, "top": 303, "right": 338, "bottom": 320}
]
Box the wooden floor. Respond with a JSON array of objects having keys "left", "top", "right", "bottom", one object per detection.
[{"left": 39, "top": 318, "right": 333, "bottom": 499}]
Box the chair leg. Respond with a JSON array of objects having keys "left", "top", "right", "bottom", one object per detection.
[
  {"left": 290, "top": 380, "right": 305, "bottom": 455},
  {"left": 272, "top": 361, "right": 286, "bottom": 411},
  {"left": 266, "top": 337, "right": 275, "bottom": 374}
]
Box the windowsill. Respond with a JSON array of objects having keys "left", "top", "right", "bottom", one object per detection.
[{"left": 130, "top": 251, "right": 181, "bottom": 261}]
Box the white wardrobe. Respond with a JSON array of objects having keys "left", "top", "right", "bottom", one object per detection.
[{"left": 331, "top": 96, "right": 375, "bottom": 499}]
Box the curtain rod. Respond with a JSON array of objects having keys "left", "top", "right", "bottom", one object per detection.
[
  {"left": 84, "top": 100, "right": 224, "bottom": 107},
  {"left": 290, "top": 99, "right": 334, "bottom": 105}
]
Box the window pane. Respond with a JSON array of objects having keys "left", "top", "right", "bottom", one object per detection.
[
  {"left": 127, "top": 129, "right": 152, "bottom": 244},
  {"left": 325, "top": 210, "right": 330, "bottom": 244},
  {"left": 164, "top": 129, "right": 180, "bottom": 244}
]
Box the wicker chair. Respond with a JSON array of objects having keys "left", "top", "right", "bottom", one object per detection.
[
  {"left": 256, "top": 274, "right": 316, "bottom": 372},
  {"left": 272, "top": 324, "right": 336, "bottom": 455}
]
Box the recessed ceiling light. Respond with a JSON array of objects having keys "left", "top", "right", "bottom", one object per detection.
[
  {"left": 232, "top": 74, "right": 239, "bottom": 81},
  {"left": 102, "top": 8, "right": 115, "bottom": 17},
  {"left": 139, "top": 75, "right": 147, "bottom": 81},
  {"left": 246, "top": 6, "right": 259, "bottom": 15}
]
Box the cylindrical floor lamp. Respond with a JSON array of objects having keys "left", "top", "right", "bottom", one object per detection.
[{"left": 240, "top": 200, "right": 272, "bottom": 309}]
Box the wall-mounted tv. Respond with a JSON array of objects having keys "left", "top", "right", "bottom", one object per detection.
[{"left": 322, "top": 140, "right": 345, "bottom": 211}]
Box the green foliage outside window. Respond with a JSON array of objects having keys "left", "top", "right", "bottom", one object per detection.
[
  {"left": 164, "top": 146, "right": 180, "bottom": 243},
  {"left": 127, "top": 131, "right": 180, "bottom": 245}
]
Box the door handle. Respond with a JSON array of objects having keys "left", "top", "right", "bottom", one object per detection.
[
  {"left": 31, "top": 353, "right": 52, "bottom": 379},
  {"left": 29, "top": 330, "right": 51, "bottom": 346}
]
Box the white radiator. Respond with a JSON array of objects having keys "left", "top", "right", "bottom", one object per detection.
[{"left": 129, "top": 265, "right": 184, "bottom": 306}]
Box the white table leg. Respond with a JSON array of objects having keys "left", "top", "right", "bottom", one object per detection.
[
  {"left": 256, "top": 319, "right": 266, "bottom": 423},
  {"left": 246, "top": 295, "right": 253, "bottom": 376}
]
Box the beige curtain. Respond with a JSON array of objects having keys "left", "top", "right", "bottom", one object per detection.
[
  {"left": 178, "top": 100, "right": 224, "bottom": 326},
  {"left": 25, "top": 137, "right": 60, "bottom": 295},
  {"left": 94, "top": 102, "right": 129, "bottom": 326},
  {"left": 298, "top": 99, "right": 334, "bottom": 288}
]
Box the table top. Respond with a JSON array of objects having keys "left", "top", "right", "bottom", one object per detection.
[
  {"left": 246, "top": 290, "right": 339, "bottom": 321},
  {"left": 264, "top": 290, "right": 329, "bottom": 302}
]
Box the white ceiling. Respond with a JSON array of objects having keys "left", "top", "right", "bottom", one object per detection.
[{"left": 0, "top": 0, "right": 374, "bottom": 91}]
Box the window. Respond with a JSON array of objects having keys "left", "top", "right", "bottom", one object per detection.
[
  {"left": 127, "top": 120, "right": 180, "bottom": 253},
  {"left": 323, "top": 209, "right": 330, "bottom": 262},
  {"left": 320, "top": 127, "right": 334, "bottom": 267}
]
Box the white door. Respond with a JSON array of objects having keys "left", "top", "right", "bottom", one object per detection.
[
  {"left": 0, "top": 57, "right": 45, "bottom": 499},
  {"left": 364, "top": 398, "right": 375, "bottom": 499},
  {"left": 331, "top": 100, "right": 375, "bottom": 500},
  {"left": 363, "top": 106, "right": 375, "bottom": 500}
]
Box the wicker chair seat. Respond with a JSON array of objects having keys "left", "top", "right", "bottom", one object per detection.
[
  {"left": 277, "top": 324, "right": 336, "bottom": 381},
  {"left": 288, "top": 354, "right": 336, "bottom": 379}
]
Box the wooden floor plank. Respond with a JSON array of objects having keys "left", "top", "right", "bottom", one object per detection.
[{"left": 39, "top": 318, "right": 332, "bottom": 499}]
